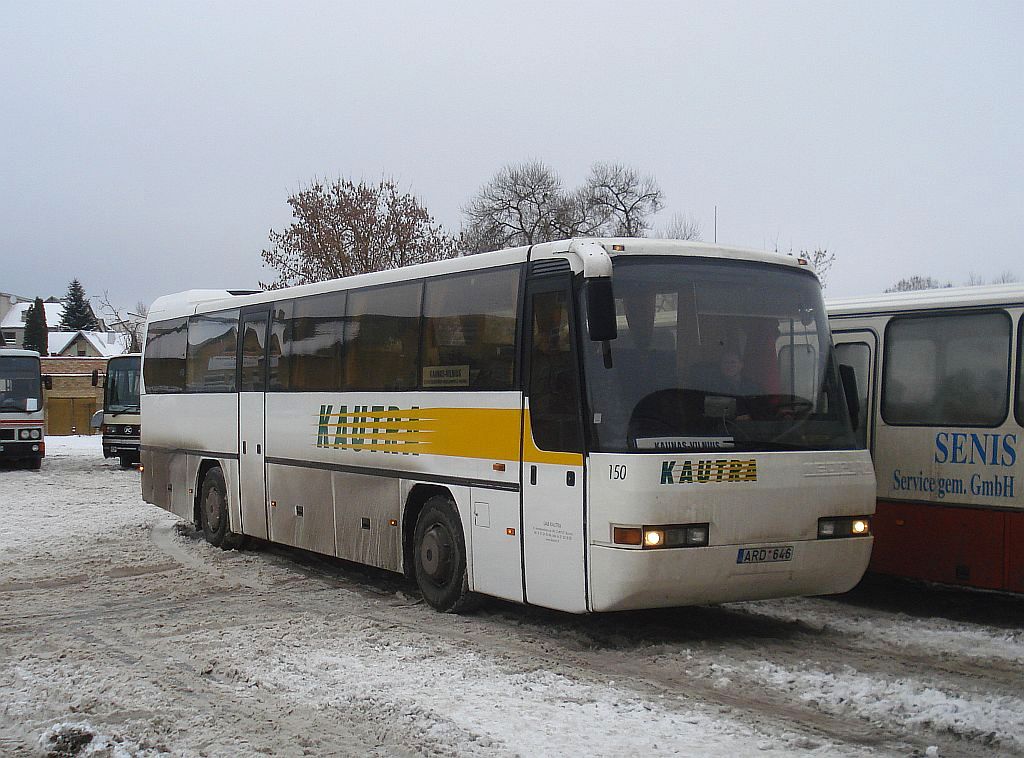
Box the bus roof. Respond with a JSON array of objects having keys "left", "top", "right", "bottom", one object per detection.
[
  {"left": 148, "top": 237, "right": 816, "bottom": 322},
  {"left": 0, "top": 348, "right": 41, "bottom": 358},
  {"left": 827, "top": 282, "right": 1024, "bottom": 317}
]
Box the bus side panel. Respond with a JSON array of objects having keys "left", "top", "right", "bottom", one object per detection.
[
  {"left": 1008, "top": 511, "right": 1024, "bottom": 592},
  {"left": 870, "top": 500, "right": 1006, "bottom": 589},
  {"left": 469, "top": 486, "right": 524, "bottom": 603},
  {"left": 332, "top": 471, "right": 401, "bottom": 572},
  {"left": 266, "top": 463, "right": 336, "bottom": 556},
  {"left": 141, "top": 447, "right": 173, "bottom": 511}
]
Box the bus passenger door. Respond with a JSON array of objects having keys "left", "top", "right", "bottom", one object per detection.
[
  {"left": 237, "top": 307, "right": 270, "bottom": 539},
  {"left": 833, "top": 331, "right": 877, "bottom": 452},
  {"left": 520, "top": 277, "right": 588, "bottom": 612}
]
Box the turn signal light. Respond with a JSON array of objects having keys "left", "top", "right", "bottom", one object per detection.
[{"left": 613, "top": 527, "right": 642, "bottom": 545}]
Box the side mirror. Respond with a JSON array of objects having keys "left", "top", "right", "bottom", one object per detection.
[
  {"left": 91, "top": 369, "right": 99, "bottom": 387},
  {"left": 43, "top": 375, "right": 53, "bottom": 390},
  {"left": 585, "top": 278, "right": 617, "bottom": 342},
  {"left": 90, "top": 409, "right": 103, "bottom": 429},
  {"left": 838, "top": 364, "right": 860, "bottom": 429}
]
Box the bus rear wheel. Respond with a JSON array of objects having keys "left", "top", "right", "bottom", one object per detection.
[
  {"left": 199, "top": 467, "right": 243, "bottom": 550},
  {"left": 413, "top": 496, "right": 478, "bottom": 613}
]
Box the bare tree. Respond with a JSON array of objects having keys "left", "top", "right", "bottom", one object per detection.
[
  {"left": 885, "top": 275, "right": 953, "bottom": 293},
  {"left": 585, "top": 162, "right": 663, "bottom": 237},
  {"left": 804, "top": 248, "right": 836, "bottom": 288},
  {"left": 965, "top": 271, "right": 987, "bottom": 286},
  {"left": 460, "top": 159, "right": 666, "bottom": 254},
  {"left": 261, "top": 177, "right": 458, "bottom": 287},
  {"left": 98, "top": 292, "right": 148, "bottom": 352},
  {"left": 460, "top": 161, "right": 568, "bottom": 253},
  {"left": 658, "top": 213, "right": 703, "bottom": 241},
  {"left": 994, "top": 270, "right": 1018, "bottom": 284}
]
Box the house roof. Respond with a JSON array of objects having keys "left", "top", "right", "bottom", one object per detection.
[
  {"left": 47, "top": 331, "right": 131, "bottom": 357},
  {"left": 0, "top": 301, "right": 65, "bottom": 329}
]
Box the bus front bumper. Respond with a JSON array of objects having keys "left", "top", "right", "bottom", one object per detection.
[
  {"left": 589, "top": 536, "right": 873, "bottom": 612},
  {"left": 0, "top": 441, "right": 44, "bottom": 461},
  {"left": 103, "top": 437, "right": 140, "bottom": 459}
]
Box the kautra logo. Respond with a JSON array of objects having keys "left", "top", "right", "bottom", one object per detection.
[
  {"left": 315, "top": 404, "right": 421, "bottom": 455},
  {"left": 660, "top": 459, "right": 757, "bottom": 485}
]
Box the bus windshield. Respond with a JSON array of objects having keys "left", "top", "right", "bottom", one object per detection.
[
  {"left": 106, "top": 357, "right": 141, "bottom": 413},
  {"left": 0, "top": 356, "right": 42, "bottom": 413},
  {"left": 580, "top": 257, "right": 857, "bottom": 453}
]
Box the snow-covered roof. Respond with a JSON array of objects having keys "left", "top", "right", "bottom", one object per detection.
[
  {"left": 47, "top": 331, "right": 131, "bottom": 357},
  {"left": 0, "top": 301, "right": 65, "bottom": 329}
]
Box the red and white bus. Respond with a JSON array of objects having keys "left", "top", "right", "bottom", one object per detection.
[
  {"left": 0, "top": 348, "right": 47, "bottom": 469},
  {"left": 829, "top": 284, "right": 1024, "bottom": 593}
]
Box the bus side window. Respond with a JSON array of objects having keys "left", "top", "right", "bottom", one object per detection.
[
  {"left": 421, "top": 266, "right": 520, "bottom": 390},
  {"left": 346, "top": 282, "right": 422, "bottom": 391},
  {"left": 882, "top": 312, "right": 1010, "bottom": 427},
  {"left": 143, "top": 317, "right": 188, "bottom": 394},
  {"left": 186, "top": 310, "right": 239, "bottom": 393},
  {"left": 528, "top": 289, "right": 582, "bottom": 453}
]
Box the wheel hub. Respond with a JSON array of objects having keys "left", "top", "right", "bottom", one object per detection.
[
  {"left": 205, "top": 489, "right": 222, "bottom": 531},
  {"left": 420, "top": 524, "right": 451, "bottom": 581}
]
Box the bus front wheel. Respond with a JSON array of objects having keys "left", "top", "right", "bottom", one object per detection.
[
  {"left": 199, "top": 467, "right": 243, "bottom": 550},
  {"left": 413, "top": 496, "right": 478, "bottom": 613}
]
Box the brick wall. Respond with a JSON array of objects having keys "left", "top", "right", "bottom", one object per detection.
[{"left": 41, "top": 356, "right": 107, "bottom": 435}]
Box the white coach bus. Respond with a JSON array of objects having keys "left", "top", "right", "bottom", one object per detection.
[
  {"left": 141, "top": 238, "right": 874, "bottom": 613},
  {"left": 0, "top": 348, "right": 48, "bottom": 469},
  {"left": 829, "top": 284, "right": 1024, "bottom": 593}
]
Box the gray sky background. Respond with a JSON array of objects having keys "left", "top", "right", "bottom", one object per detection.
[{"left": 2, "top": 0, "right": 1021, "bottom": 314}]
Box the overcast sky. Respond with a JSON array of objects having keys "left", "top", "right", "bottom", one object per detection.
[{"left": 2, "top": 0, "right": 1021, "bottom": 313}]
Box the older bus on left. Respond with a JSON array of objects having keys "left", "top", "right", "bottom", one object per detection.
[{"left": 0, "top": 348, "right": 48, "bottom": 469}]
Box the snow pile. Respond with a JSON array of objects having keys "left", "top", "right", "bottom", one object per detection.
[{"left": 38, "top": 721, "right": 169, "bottom": 757}]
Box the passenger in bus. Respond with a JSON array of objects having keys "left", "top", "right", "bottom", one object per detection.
[{"left": 697, "top": 349, "right": 754, "bottom": 420}]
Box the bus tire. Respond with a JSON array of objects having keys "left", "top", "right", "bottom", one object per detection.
[
  {"left": 119, "top": 455, "right": 133, "bottom": 469},
  {"left": 413, "top": 496, "right": 479, "bottom": 613},
  {"left": 199, "top": 467, "right": 243, "bottom": 550},
  {"left": 26, "top": 457, "right": 41, "bottom": 471}
]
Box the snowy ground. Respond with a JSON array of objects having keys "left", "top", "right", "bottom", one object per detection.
[{"left": 1, "top": 437, "right": 1022, "bottom": 757}]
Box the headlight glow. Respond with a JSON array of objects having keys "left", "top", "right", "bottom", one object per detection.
[
  {"left": 818, "top": 516, "right": 872, "bottom": 539},
  {"left": 643, "top": 529, "right": 665, "bottom": 547}
]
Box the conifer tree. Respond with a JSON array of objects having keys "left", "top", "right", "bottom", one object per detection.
[
  {"left": 24, "top": 298, "right": 49, "bottom": 354},
  {"left": 59, "top": 279, "right": 98, "bottom": 330}
]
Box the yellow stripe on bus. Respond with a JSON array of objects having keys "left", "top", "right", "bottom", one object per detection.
[{"left": 314, "top": 407, "right": 582, "bottom": 467}]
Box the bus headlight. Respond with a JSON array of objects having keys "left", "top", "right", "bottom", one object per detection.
[
  {"left": 30, "top": 429, "right": 41, "bottom": 440},
  {"left": 614, "top": 523, "right": 710, "bottom": 549},
  {"left": 818, "top": 516, "right": 872, "bottom": 539},
  {"left": 19, "top": 429, "right": 30, "bottom": 440},
  {"left": 644, "top": 529, "right": 665, "bottom": 547}
]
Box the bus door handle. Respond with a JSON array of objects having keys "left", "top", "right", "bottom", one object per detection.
[
  {"left": 530, "top": 465, "right": 537, "bottom": 486},
  {"left": 242, "top": 441, "right": 247, "bottom": 455},
  {"left": 256, "top": 443, "right": 261, "bottom": 455}
]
